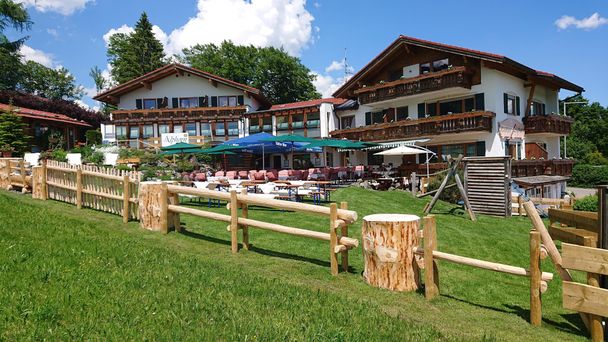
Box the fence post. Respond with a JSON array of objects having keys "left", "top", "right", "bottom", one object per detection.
[
  {"left": 518, "top": 195, "right": 523, "bottom": 216},
  {"left": 240, "top": 188, "right": 250, "bottom": 250},
  {"left": 340, "top": 201, "right": 349, "bottom": 272},
  {"left": 160, "top": 182, "right": 168, "bottom": 234},
  {"left": 329, "top": 203, "right": 338, "bottom": 276},
  {"left": 529, "top": 230, "right": 542, "bottom": 326},
  {"left": 76, "top": 168, "right": 83, "bottom": 209},
  {"left": 122, "top": 174, "right": 130, "bottom": 223},
  {"left": 170, "top": 191, "right": 180, "bottom": 232},
  {"left": 230, "top": 190, "right": 239, "bottom": 253},
  {"left": 583, "top": 237, "right": 604, "bottom": 342},
  {"left": 410, "top": 172, "right": 417, "bottom": 196},
  {"left": 5, "top": 159, "right": 11, "bottom": 190},
  {"left": 20, "top": 160, "right": 26, "bottom": 191},
  {"left": 423, "top": 215, "right": 439, "bottom": 299},
  {"left": 41, "top": 159, "right": 47, "bottom": 200}
]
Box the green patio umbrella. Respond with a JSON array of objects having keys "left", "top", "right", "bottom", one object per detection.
[
  {"left": 261, "top": 134, "right": 316, "bottom": 168},
  {"left": 160, "top": 142, "right": 202, "bottom": 153},
  {"left": 200, "top": 145, "right": 244, "bottom": 170},
  {"left": 303, "top": 139, "right": 378, "bottom": 167}
]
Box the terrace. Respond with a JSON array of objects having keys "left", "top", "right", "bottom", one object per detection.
[
  {"left": 111, "top": 106, "right": 247, "bottom": 123},
  {"left": 330, "top": 111, "right": 494, "bottom": 142},
  {"left": 355, "top": 66, "right": 473, "bottom": 105},
  {"left": 522, "top": 114, "right": 573, "bottom": 135}
]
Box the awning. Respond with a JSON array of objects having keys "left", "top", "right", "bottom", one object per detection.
[{"left": 374, "top": 145, "right": 429, "bottom": 156}]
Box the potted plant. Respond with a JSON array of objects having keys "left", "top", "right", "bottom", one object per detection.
[{"left": 0, "top": 144, "right": 14, "bottom": 158}]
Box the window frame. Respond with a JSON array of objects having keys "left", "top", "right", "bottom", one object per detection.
[
  {"left": 179, "top": 97, "right": 199, "bottom": 108},
  {"left": 340, "top": 115, "right": 355, "bottom": 129},
  {"left": 505, "top": 94, "right": 516, "bottom": 115},
  {"left": 143, "top": 98, "right": 157, "bottom": 110},
  {"left": 420, "top": 58, "right": 449, "bottom": 74}
]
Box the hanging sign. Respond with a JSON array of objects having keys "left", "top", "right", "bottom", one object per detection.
[{"left": 161, "top": 133, "right": 189, "bottom": 147}]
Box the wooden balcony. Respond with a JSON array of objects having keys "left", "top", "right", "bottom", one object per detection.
[
  {"left": 330, "top": 111, "right": 495, "bottom": 142},
  {"left": 355, "top": 66, "right": 473, "bottom": 105},
  {"left": 111, "top": 106, "right": 247, "bottom": 123},
  {"left": 511, "top": 159, "right": 574, "bottom": 177},
  {"left": 522, "top": 114, "right": 573, "bottom": 135}
]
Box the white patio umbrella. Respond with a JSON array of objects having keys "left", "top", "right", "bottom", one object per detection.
[{"left": 374, "top": 145, "right": 436, "bottom": 178}]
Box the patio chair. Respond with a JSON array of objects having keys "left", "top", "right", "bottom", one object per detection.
[
  {"left": 238, "top": 170, "right": 249, "bottom": 179},
  {"left": 195, "top": 173, "right": 207, "bottom": 181},
  {"left": 253, "top": 171, "right": 266, "bottom": 181},
  {"left": 226, "top": 171, "right": 237, "bottom": 180},
  {"left": 278, "top": 170, "right": 290, "bottom": 180},
  {"left": 215, "top": 171, "right": 225, "bottom": 177},
  {"left": 299, "top": 170, "right": 309, "bottom": 180},
  {"left": 355, "top": 165, "right": 366, "bottom": 178},
  {"left": 266, "top": 170, "right": 278, "bottom": 182}
]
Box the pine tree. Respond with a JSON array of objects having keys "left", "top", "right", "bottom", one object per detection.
[
  {"left": 107, "top": 12, "right": 166, "bottom": 84},
  {"left": 0, "top": 106, "right": 29, "bottom": 153}
]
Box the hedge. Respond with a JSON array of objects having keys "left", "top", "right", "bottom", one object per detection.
[{"left": 570, "top": 164, "right": 608, "bottom": 188}]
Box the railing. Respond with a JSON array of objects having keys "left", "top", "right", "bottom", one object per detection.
[
  {"left": 330, "top": 111, "right": 494, "bottom": 142},
  {"left": 355, "top": 66, "right": 473, "bottom": 104},
  {"left": 33, "top": 160, "right": 142, "bottom": 222},
  {"left": 0, "top": 158, "right": 32, "bottom": 192},
  {"left": 523, "top": 115, "right": 573, "bottom": 135},
  {"left": 111, "top": 106, "right": 247, "bottom": 123},
  {"left": 511, "top": 159, "right": 574, "bottom": 177},
  {"left": 155, "top": 184, "right": 359, "bottom": 275}
]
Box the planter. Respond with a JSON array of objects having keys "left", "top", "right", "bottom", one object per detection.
[
  {"left": 2, "top": 151, "right": 13, "bottom": 158},
  {"left": 117, "top": 157, "right": 141, "bottom": 164}
]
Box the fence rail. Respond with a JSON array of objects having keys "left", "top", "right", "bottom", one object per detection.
[
  {"left": 0, "top": 158, "right": 32, "bottom": 191},
  {"left": 36, "top": 160, "right": 141, "bottom": 222},
  {"left": 157, "top": 183, "right": 359, "bottom": 275}
]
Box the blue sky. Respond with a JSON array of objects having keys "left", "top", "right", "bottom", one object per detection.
[{"left": 7, "top": 0, "right": 608, "bottom": 109}]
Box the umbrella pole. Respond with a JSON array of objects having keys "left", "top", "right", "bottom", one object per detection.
[
  {"left": 262, "top": 144, "right": 265, "bottom": 170},
  {"left": 426, "top": 152, "right": 430, "bottom": 179}
]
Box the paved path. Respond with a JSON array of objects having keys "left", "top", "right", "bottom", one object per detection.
[{"left": 567, "top": 187, "right": 597, "bottom": 198}]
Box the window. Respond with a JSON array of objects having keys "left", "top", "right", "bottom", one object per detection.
[
  {"left": 158, "top": 124, "right": 170, "bottom": 135},
  {"left": 367, "top": 150, "right": 384, "bottom": 166},
  {"left": 218, "top": 96, "right": 237, "bottom": 107},
  {"left": 530, "top": 101, "right": 545, "bottom": 116},
  {"left": 365, "top": 111, "right": 385, "bottom": 125},
  {"left": 115, "top": 126, "right": 127, "bottom": 139},
  {"left": 227, "top": 121, "right": 239, "bottom": 136},
  {"left": 307, "top": 113, "right": 320, "bottom": 128},
  {"left": 420, "top": 58, "right": 449, "bottom": 74},
  {"left": 389, "top": 69, "right": 403, "bottom": 81},
  {"left": 396, "top": 106, "right": 409, "bottom": 121},
  {"left": 439, "top": 99, "right": 463, "bottom": 115},
  {"left": 142, "top": 125, "right": 154, "bottom": 138},
  {"left": 200, "top": 123, "right": 211, "bottom": 137},
  {"left": 179, "top": 97, "right": 199, "bottom": 108},
  {"left": 215, "top": 122, "right": 226, "bottom": 136},
  {"left": 426, "top": 103, "right": 437, "bottom": 116},
  {"left": 276, "top": 116, "right": 289, "bottom": 130},
  {"left": 143, "top": 99, "right": 156, "bottom": 109},
  {"left": 249, "top": 118, "right": 261, "bottom": 133},
  {"left": 173, "top": 125, "right": 183, "bottom": 133},
  {"left": 185, "top": 123, "right": 196, "bottom": 136},
  {"left": 129, "top": 126, "right": 139, "bottom": 139},
  {"left": 292, "top": 114, "right": 304, "bottom": 129},
  {"left": 504, "top": 93, "right": 520, "bottom": 115},
  {"left": 340, "top": 116, "right": 355, "bottom": 129},
  {"left": 464, "top": 97, "right": 475, "bottom": 112},
  {"left": 262, "top": 117, "right": 272, "bottom": 132}
]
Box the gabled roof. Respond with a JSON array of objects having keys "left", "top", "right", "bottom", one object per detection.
[
  {"left": 0, "top": 103, "right": 92, "bottom": 127},
  {"left": 247, "top": 98, "right": 347, "bottom": 115},
  {"left": 93, "top": 63, "right": 270, "bottom": 107},
  {"left": 333, "top": 35, "right": 584, "bottom": 98}
]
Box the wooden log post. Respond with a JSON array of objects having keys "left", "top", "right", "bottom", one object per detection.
[
  {"left": 122, "top": 175, "right": 130, "bottom": 223},
  {"left": 518, "top": 195, "right": 524, "bottom": 216},
  {"left": 31, "top": 166, "right": 44, "bottom": 199},
  {"left": 41, "top": 160, "right": 47, "bottom": 200},
  {"left": 20, "top": 160, "right": 27, "bottom": 192},
  {"left": 4, "top": 159, "right": 11, "bottom": 190},
  {"left": 240, "top": 188, "right": 250, "bottom": 250},
  {"left": 410, "top": 172, "right": 417, "bottom": 196},
  {"left": 76, "top": 168, "right": 83, "bottom": 209},
  {"left": 329, "top": 203, "right": 339, "bottom": 275},
  {"left": 529, "top": 230, "right": 542, "bottom": 326},
  {"left": 138, "top": 181, "right": 175, "bottom": 233},
  {"left": 454, "top": 173, "right": 476, "bottom": 221},
  {"left": 423, "top": 215, "right": 439, "bottom": 299},
  {"left": 362, "top": 214, "right": 421, "bottom": 291},
  {"left": 583, "top": 237, "right": 604, "bottom": 342},
  {"left": 170, "top": 192, "right": 180, "bottom": 232},
  {"left": 230, "top": 190, "right": 238, "bottom": 253},
  {"left": 340, "top": 202, "right": 349, "bottom": 272}
]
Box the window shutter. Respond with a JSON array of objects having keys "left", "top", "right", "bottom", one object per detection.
[
  {"left": 476, "top": 141, "right": 486, "bottom": 156},
  {"left": 503, "top": 93, "right": 509, "bottom": 113},
  {"left": 365, "top": 112, "right": 371, "bottom": 125},
  {"left": 198, "top": 97, "right": 205, "bottom": 108},
  {"left": 171, "top": 97, "right": 178, "bottom": 108},
  {"left": 237, "top": 95, "right": 244, "bottom": 105},
  {"left": 211, "top": 96, "right": 218, "bottom": 107},
  {"left": 136, "top": 99, "right": 142, "bottom": 110},
  {"left": 156, "top": 98, "right": 163, "bottom": 108},
  {"left": 474, "top": 93, "right": 485, "bottom": 111},
  {"left": 417, "top": 103, "right": 426, "bottom": 118},
  {"left": 516, "top": 96, "right": 521, "bottom": 116}
]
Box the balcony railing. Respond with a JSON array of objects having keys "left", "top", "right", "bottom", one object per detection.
[
  {"left": 355, "top": 66, "right": 473, "bottom": 105},
  {"left": 111, "top": 106, "right": 247, "bottom": 123},
  {"left": 522, "top": 114, "right": 573, "bottom": 135},
  {"left": 511, "top": 159, "right": 574, "bottom": 177},
  {"left": 330, "top": 111, "right": 495, "bottom": 142}
]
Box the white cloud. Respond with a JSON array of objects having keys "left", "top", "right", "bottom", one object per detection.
[
  {"left": 74, "top": 99, "right": 90, "bottom": 109},
  {"left": 325, "top": 58, "right": 354, "bottom": 73},
  {"left": 19, "top": 45, "right": 55, "bottom": 67},
  {"left": 103, "top": 0, "right": 315, "bottom": 57},
  {"left": 46, "top": 28, "right": 59, "bottom": 38},
  {"left": 17, "top": 0, "right": 93, "bottom": 15},
  {"left": 102, "top": 24, "right": 133, "bottom": 45},
  {"left": 555, "top": 12, "right": 608, "bottom": 30},
  {"left": 311, "top": 72, "right": 350, "bottom": 98}
]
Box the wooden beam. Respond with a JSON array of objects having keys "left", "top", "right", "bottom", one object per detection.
[
  {"left": 525, "top": 82, "right": 536, "bottom": 117},
  {"left": 563, "top": 281, "right": 608, "bottom": 317},
  {"left": 403, "top": 43, "right": 411, "bottom": 54},
  {"left": 562, "top": 243, "right": 608, "bottom": 275},
  {"left": 209, "top": 78, "right": 218, "bottom": 88},
  {"left": 141, "top": 81, "right": 152, "bottom": 90}
]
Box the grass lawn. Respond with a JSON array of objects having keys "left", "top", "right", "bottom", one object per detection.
[{"left": 0, "top": 187, "right": 589, "bottom": 341}]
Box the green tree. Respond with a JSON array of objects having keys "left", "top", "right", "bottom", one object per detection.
[
  {"left": 562, "top": 95, "right": 608, "bottom": 164},
  {"left": 89, "top": 65, "right": 114, "bottom": 116},
  {"left": 18, "top": 60, "right": 84, "bottom": 100},
  {"left": 181, "top": 41, "right": 320, "bottom": 104},
  {"left": 0, "top": 0, "right": 31, "bottom": 90},
  {"left": 107, "top": 12, "right": 166, "bottom": 84},
  {"left": 0, "top": 107, "right": 29, "bottom": 153}
]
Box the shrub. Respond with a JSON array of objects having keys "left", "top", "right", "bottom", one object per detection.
[
  {"left": 176, "top": 160, "right": 195, "bottom": 173},
  {"left": 85, "top": 129, "right": 102, "bottom": 145},
  {"left": 84, "top": 151, "right": 104, "bottom": 165},
  {"left": 51, "top": 149, "right": 68, "bottom": 162},
  {"left": 426, "top": 170, "right": 463, "bottom": 203},
  {"left": 574, "top": 195, "right": 598, "bottom": 212},
  {"left": 570, "top": 164, "right": 608, "bottom": 188}
]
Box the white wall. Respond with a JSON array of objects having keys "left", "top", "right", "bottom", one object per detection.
[{"left": 117, "top": 73, "right": 262, "bottom": 110}]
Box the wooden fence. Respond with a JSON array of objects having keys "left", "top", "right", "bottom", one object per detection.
[
  {"left": 463, "top": 156, "right": 511, "bottom": 217},
  {"left": 141, "top": 183, "right": 359, "bottom": 275},
  {"left": 562, "top": 243, "right": 607, "bottom": 342},
  {"left": 0, "top": 158, "right": 32, "bottom": 192},
  {"left": 548, "top": 209, "right": 599, "bottom": 247},
  {"left": 415, "top": 215, "right": 552, "bottom": 326},
  {"left": 512, "top": 195, "right": 575, "bottom": 216},
  {"left": 35, "top": 160, "right": 141, "bottom": 222}
]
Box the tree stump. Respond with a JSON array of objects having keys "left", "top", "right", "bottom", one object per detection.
[
  {"left": 138, "top": 181, "right": 177, "bottom": 233},
  {"left": 362, "top": 214, "right": 421, "bottom": 291}
]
